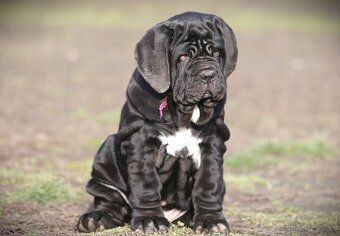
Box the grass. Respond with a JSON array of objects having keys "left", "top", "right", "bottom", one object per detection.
[
  {"left": 0, "top": 1, "right": 339, "bottom": 33},
  {"left": 0, "top": 168, "right": 79, "bottom": 204},
  {"left": 226, "top": 151, "right": 278, "bottom": 171},
  {"left": 84, "top": 222, "right": 196, "bottom": 236},
  {"left": 0, "top": 168, "right": 27, "bottom": 185},
  {"left": 10, "top": 178, "right": 75, "bottom": 204},
  {"left": 82, "top": 221, "right": 254, "bottom": 236},
  {"left": 226, "top": 135, "right": 334, "bottom": 171},
  {"left": 225, "top": 174, "right": 267, "bottom": 192},
  {"left": 220, "top": 9, "right": 340, "bottom": 33},
  {"left": 242, "top": 206, "right": 340, "bottom": 233},
  {"left": 0, "top": 3, "right": 122, "bottom": 29},
  {"left": 252, "top": 135, "right": 333, "bottom": 157}
]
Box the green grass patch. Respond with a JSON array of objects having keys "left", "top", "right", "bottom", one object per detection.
[
  {"left": 9, "top": 178, "right": 75, "bottom": 204},
  {"left": 0, "top": 3, "right": 122, "bottom": 29},
  {"left": 83, "top": 226, "right": 130, "bottom": 236},
  {"left": 242, "top": 206, "right": 340, "bottom": 233},
  {"left": 83, "top": 221, "right": 249, "bottom": 236},
  {"left": 225, "top": 174, "right": 267, "bottom": 192},
  {"left": 226, "top": 151, "right": 278, "bottom": 171},
  {"left": 226, "top": 135, "right": 334, "bottom": 171},
  {"left": 220, "top": 10, "right": 340, "bottom": 33},
  {"left": 0, "top": 168, "right": 79, "bottom": 204},
  {"left": 0, "top": 168, "right": 27, "bottom": 185},
  {"left": 84, "top": 222, "right": 197, "bottom": 236},
  {"left": 0, "top": 1, "right": 339, "bottom": 33},
  {"left": 252, "top": 135, "right": 333, "bottom": 158}
]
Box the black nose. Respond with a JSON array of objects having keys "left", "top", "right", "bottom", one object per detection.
[{"left": 199, "top": 70, "right": 216, "bottom": 82}]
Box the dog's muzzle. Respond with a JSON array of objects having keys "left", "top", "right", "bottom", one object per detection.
[{"left": 196, "top": 69, "right": 216, "bottom": 84}]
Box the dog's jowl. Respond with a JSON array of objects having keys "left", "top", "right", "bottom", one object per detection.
[{"left": 77, "top": 12, "right": 237, "bottom": 235}]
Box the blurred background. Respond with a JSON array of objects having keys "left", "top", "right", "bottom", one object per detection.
[{"left": 0, "top": 0, "right": 339, "bottom": 235}]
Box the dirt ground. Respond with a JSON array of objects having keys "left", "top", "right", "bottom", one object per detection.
[{"left": 0, "top": 1, "right": 339, "bottom": 235}]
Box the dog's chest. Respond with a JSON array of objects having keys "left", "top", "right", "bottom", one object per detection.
[{"left": 158, "top": 128, "right": 202, "bottom": 167}]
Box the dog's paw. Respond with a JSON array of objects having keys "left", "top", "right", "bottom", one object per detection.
[
  {"left": 194, "top": 220, "right": 230, "bottom": 235},
  {"left": 130, "top": 216, "right": 171, "bottom": 234},
  {"left": 77, "top": 211, "right": 117, "bottom": 233}
]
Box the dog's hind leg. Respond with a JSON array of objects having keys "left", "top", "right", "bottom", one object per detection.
[
  {"left": 77, "top": 134, "right": 131, "bottom": 233},
  {"left": 77, "top": 181, "right": 131, "bottom": 232}
]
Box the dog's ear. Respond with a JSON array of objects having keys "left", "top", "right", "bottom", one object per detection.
[
  {"left": 214, "top": 17, "right": 238, "bottom": 78},
  {"left": 134, "top": 23, "right": 172, "bottom": 94}
]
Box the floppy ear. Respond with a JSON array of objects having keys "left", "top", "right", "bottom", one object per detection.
[
  {"left": 214, "top": 17, "right": 238, "bottom": 78},
  {"left": 134, "top": 23, "right": 172, "bottom": 94}
]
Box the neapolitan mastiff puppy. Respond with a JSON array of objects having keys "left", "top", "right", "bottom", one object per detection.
[{"left": 77, "top": 11, "right": 237, "bottom": 235}]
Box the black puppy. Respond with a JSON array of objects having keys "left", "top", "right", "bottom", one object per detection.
[{"left": 77, "top": 11, "right": 237, "bottom": 235}]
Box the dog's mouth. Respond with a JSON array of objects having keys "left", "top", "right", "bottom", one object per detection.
[
  {"left": 174, "top": 90, "right": 223, "bottom": 126},
  {"left": 186, "top": 90, "right": 214, "bottom": 124},
  {"left": 203, "top": 90, "right": 212, "bottom": 99},
  {"left": 199, "top": 90, "right": 217, "bottom": 108}
]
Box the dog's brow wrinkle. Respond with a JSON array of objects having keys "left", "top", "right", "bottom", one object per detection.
[{"left": 197, "top": 40, "right": 203, "bottom": 50}]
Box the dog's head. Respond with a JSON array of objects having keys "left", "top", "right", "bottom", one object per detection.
[{"left": 135, "top": 12, "right": 238, "bottom": 125}]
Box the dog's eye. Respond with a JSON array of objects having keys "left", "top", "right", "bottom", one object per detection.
[
  {"left": 213, "top": 49, "right": 221, "bottom": 57},
  {"left": 179, "top": 54, "right": 189, "bottom": 61}
]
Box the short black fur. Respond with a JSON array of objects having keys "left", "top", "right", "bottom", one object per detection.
[{"left": 77, "top": 11, "right": 237, "bottom": 235}]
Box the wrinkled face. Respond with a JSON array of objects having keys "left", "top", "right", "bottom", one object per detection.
[
  {"left": 170, "top": 26, "right": 227, "bottom": 109},
  {"left": 135, "top": 12, "right": 237, "bottom": 125}
]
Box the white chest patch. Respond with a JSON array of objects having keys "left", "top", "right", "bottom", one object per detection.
[
  {"left": 159, "top": 129, "right": 202, "bottom": 168},
  {"left": 191, "top": 105, "right": 200, "bottom": 123}
]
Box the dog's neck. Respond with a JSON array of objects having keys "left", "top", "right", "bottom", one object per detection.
[{"left": 127, "top": 69, "right": 225, "bottom": 131}]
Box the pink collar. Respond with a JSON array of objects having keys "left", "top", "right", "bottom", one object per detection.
[{"left": 159, "top": 97, "right": 168, "bottom": 118}]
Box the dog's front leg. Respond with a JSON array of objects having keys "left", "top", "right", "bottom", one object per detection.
[
  {"left": 126, "top": 129, "right": 171, "bottom": 234},
  {"left": 192, "top": 133, "right": 230, "bottom": 235}
]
